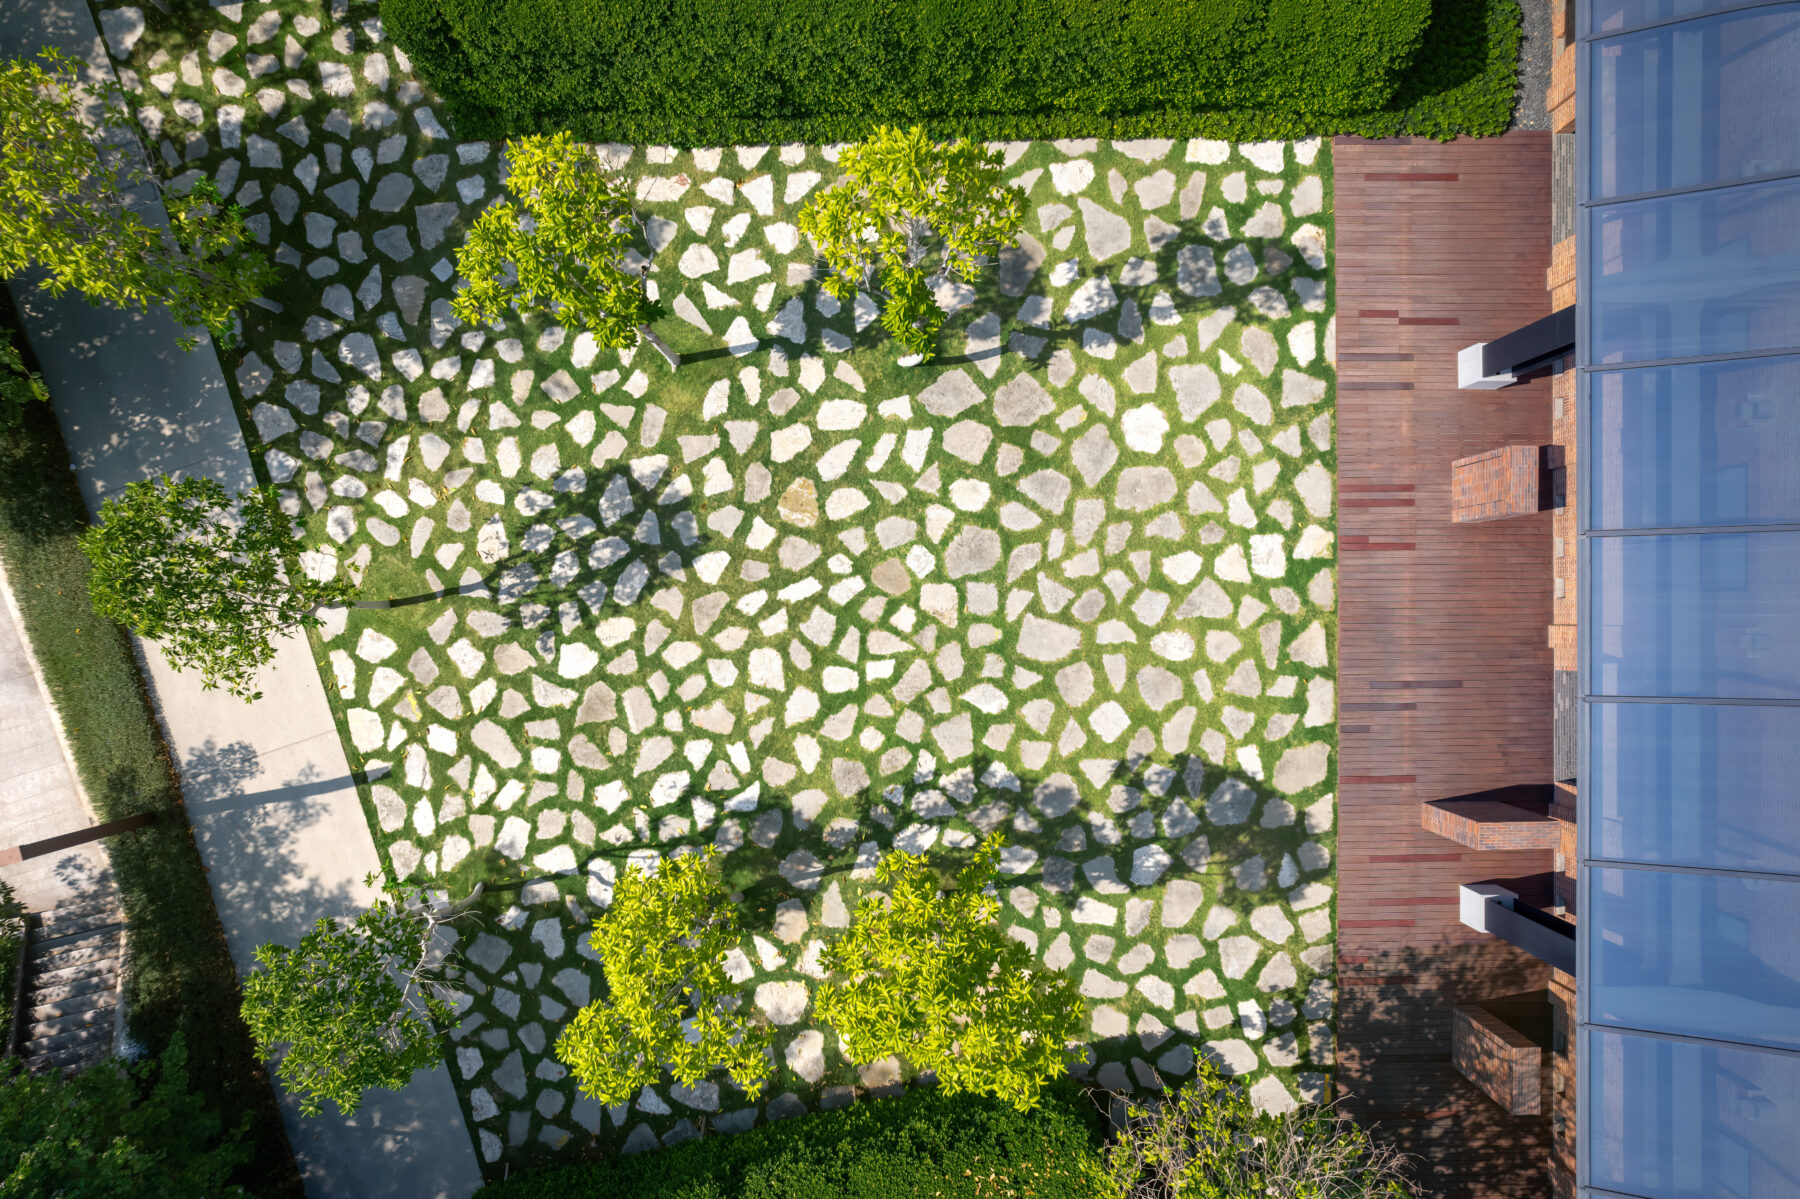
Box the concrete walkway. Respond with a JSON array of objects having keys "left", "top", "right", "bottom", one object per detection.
[
  {"left": 0, "top": 3, "right": 482, "bottom": 1196},
  {"left": 0, "top": 558, "right": 113, "bottom": 913}
]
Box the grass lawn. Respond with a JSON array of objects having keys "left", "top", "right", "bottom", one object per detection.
[{"left": 105, "top": 0, "right": 1339, "bottom": 1178}]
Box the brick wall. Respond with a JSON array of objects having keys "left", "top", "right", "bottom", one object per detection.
[
  {"left": 1549, "top": 44, "right": 1577, "bottom": 132},
  {"left": 1550, "top": 363, "right": 1577, "bottom": 667},
  {"left": 1422, "top": 799, "right": 1563, "bottom": 851},
  {"left": 1452, "top": 445, "right": 1545, "bottom": 523},
  {"left": 1453, "top": 1005, "right": 1544, "bottom": 1115},
  {"left": 1548, "top": 237, "right": 1577, "bottom": 310}
]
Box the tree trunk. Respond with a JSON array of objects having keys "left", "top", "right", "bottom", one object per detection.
[{"left": 638, "top": 325, "right": 680, "bottom": 370}]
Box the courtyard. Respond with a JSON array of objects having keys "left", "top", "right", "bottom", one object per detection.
[{"left": 103, "top": 0, "right": 1338, "bottom": 1174}]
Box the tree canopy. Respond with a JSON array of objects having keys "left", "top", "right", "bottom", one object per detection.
[
  {"left": 555, "top": 849, "right": 770, "bottom": 1106},
  {"left": 79, "top": 474, "right": 355, "bottom": 701},
  {"left": 241, "top": 878, "right": 473, "bottom": 1118},
  {"left": 453, "top": 132, "right": 676, "bottom": 367},
  {"left": 798, "top": 125, "right": 1023, "bottom": 361},
  {"left": 815, "top": 835, "right": 1086, "bottom": 1111},
  {"left": 0, "top": 49, "right": 274, "bottom": 350}
]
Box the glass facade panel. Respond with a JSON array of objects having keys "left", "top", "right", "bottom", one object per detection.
[
  {"left": 1589, "top": 357, "right": 1800, "bottom": 528},
  {"left": 1590, "top": 0, "right": 1768, "bottom": 35},
  {"left": 1587, "top": 1029, "right": 1800, "bottom": 1199},
  {"left": 1590, "top": 6, "right": 1800, "bottom": 200},
  {"left": 1589, "top": 531, "right": 1800, "bottom": 698},
  {"left": 1586, "top": 176, "right": 1800, "bottom": 365},
  {"left": 1590, "top": 703, "right": 1800, "bottom": 874},
  {"left": 1589, "top": 866, "right": 1800, "bottom": 1049}
]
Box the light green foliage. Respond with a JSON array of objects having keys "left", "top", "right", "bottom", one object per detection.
[
  {"left": 1095, "top": 1061, "right": 1417, "bottom": 1199},
  {"left": 453, "top": 131, "right": 668, "bottom": 360},
  {"left": 0, "top": 1035, "right": 252, "bottom": 1197},
  {"left": 241, "top": 877, "right": 467, "bottom": 1118},
  {"left": 0, "top": 49, "right": 274, "bottom": 350},
  {"left": 815, "top": 837, "right": 1086, "bottom": 1112},
  {"left": 798, "top": 126, "right": 1023, "bottom": 360},
  {"left": 79, "top": 474, "right": 356, "bottom": 702},
  {"left": 0, "top": 328, "right": 47, "bottom": 430},
  {"left": 555, "top": 849, "right": 770, "bottom": 1106}
]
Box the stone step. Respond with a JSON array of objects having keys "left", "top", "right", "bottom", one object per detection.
[
  {"left": 29, "top": 932, "right": 120, "bottom": 970},
  {"left": 25, "top": 1002, "right": 114, "bottom": 1043},
  {"left": 27, "top": 1038, "right": 110, "bottom": 1075},
  {"left": 34, "top": 904, "right": 124, "bottom": 943},
  {"left": 29, "top": 952, "right": 121, "bottom": 991},
  {"left": 24, "top": 1021, "right": 111, "bottom": 1060},
  {"left": 35, "top": 892, "right": 122, "bottom": 930},
  {"left": 27, "top": 972, "right": 116, "bottom": 1011},
  {"left": 30, "top": 985, "right": 117, "bottom": 1026}
]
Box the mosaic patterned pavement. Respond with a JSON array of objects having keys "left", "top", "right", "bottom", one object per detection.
[{"left": 99, "top": 0, "right": 1339, "bottom": 1172}]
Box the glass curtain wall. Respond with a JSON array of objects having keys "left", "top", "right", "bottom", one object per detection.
[{"left": 1579, "top": 3, "right": 1800, "bottom": 1198}]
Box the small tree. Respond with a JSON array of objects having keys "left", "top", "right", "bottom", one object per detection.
[
  {"left": 815, "top": 835, "right": 1085, "bottom": 1111},
  {"left": 454, "top": 131, "right": 677, "bottom": 369},
  {"left": 798, "top": 125, "right": 1024, "bottom": 361},
  {"left": 1, "top": 49, "right": 275, "bottom": 350},
  {"left": 79, "top": 474, "right": 355, "bottom": 701},
  {"left": 240, "top": 877, "right": 480, "bottom": 1118},
  {"left": 555, "top": 848, "right": 770, "bottom": 1105},
  {"left": 0, "top": 1035, "right": 252, "bottom": 1197},
  {"left": 1095, "top": 1061, "right": 1420, "bottom": 1199}
]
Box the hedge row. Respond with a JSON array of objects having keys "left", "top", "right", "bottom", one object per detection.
[
  {"left": 0, "top": 292, "right": 301, "bottom": 1198},
  {"left": 475, "top": 1082, "right": 1103, "bottom": 1199},
  {"left": 381, "top": 0, "right": 1465, "bottom": 145}
]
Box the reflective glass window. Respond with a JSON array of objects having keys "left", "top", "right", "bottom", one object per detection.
[
  {"left": 1589, "top": 356, "right": 1800, "bottom": 528},
  {"left": 1589, "top": 866, "right": 1800, "bottom": 1049},
  {"left": 1590, "top": 0, "right": 1770, "bottom": 34},
  {"left": 1587, "top": 177, "right": 1800, "bottom": 364},
  {"left": 1589, "top": 703, "right": 1800, "bottom": 874},
  {"left": 1590, "top": 5, "right": 1800, "bottom": 200},
  {"left": 1589, "top": 531, "right": 1800, "bottom": 698},
  {"left": 1588, "top": 1029, "right": 1800, "bottom": 1199}
]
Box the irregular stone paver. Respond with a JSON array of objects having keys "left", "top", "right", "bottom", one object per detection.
[{"left": 117, "top": 5, "right": 1338, "bottom": 1163}]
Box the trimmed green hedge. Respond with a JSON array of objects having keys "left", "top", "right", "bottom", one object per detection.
[
  {"left": 0, "top": 292, "right": 301, "bottom": 1198},
  {"left": 475, "top": 1083, "right": 1103, "bottom": 1198},
  {"left": 383, "top": 0, "right": 1462, "bottom": 144}
]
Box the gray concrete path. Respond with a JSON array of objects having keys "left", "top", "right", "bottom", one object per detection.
[
  {"left": 0, "top": 4, "right": 482, "bottom": 1196},
  {"left": 0, "top": 558, "right": 113, "bottom": 912}
]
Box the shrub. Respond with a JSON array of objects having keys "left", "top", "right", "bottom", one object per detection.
[
  {"left": 382, "top": 0, "right": 1447, "bottom": 145},
  {"left": 474, "top": 1081, "right": 1103, "bottom": 1199},
  {"left": 0, "top": 880, "right": 22, "bottom": 1042},
  {"left": 1095, "top": 1061, "right": 1418, "bottom": 1199},
  {"left": 0, "top": 1036, "right": 252, "bottom": 1198}
]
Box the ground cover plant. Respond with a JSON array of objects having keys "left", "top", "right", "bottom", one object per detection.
[
  {"left": 379, "top": 0, "right": 1518, "bottom": 145},
  {"left": 104, "top": 0, "right": 1339, "bottom": 1178},
  {"left": 471, "top": 1079, "right": 1104, "bottom": 1199},
  {"left": 0, "top": 288, "right": 300, "bottom": 1195}
]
